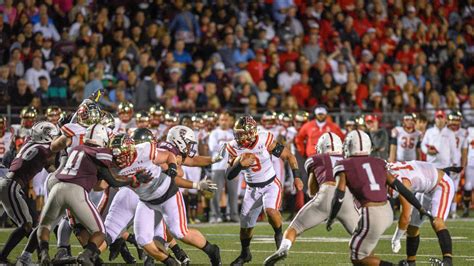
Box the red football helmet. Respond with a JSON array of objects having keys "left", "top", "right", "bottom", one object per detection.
[{"left": 234, "top": 115, "right": 258, "bottom": 148}]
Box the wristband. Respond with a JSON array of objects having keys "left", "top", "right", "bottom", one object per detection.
[
  {"left": 291, "top": 168, "right": 300, "bottom": 178},
  {"left": 192, "top": 182, "right": 198, "bottom": 189}
]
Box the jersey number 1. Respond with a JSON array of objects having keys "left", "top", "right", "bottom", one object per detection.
[
  {"left": 60, "top": 150, "right": 85, "bottom": 176},
  {"left": 362, "top": 163, "right": 381, "bottom": 191}
]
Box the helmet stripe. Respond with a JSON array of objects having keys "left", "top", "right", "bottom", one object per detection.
[
  {"left": 90, "top": 124, "right": 97, "bottom": 139},
  {"left": 356, "top": 130, "right": 363, "bottom": 151},
  {"left": 328, "top": 132, "right": 334, "bottom": 151}
]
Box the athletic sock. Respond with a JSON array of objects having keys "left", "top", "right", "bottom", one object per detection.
[
  {"left": 379, "top": 261, "right": 394, "bottom": 266},
  {"left": 0, "top": 226, "right": 27, "bottom": 258},
  {"left": 85, "top": 242, "right": 100, "bottom": 255},
  {"left": 463, "top": 190, "right": 472, "bottom": 210},
  {"left": 436, "top": 229, "right": 452, "bottom": 257},
  {"left": 273, "top": 226, "right": 283, "bottom": 249},
  {"left": 39, "top": 241, "right": 49, "bottom": 251},
  {"left": 201, "top": 241, "right": 216, "bottom": 257},
  {"left": 220, "top": 207, "right": 226, "bottom": 218},
  {"left": 279, "top": 239, "right": 292, "bottom": 251},
  {"left": 240, "top": 238, "right": 251, "bottom": 257},
  {"left": 126, "top": 233, "right": 137, "bottom": 245},
  {"left": 406, "top": 235, "right": 420, "bottom": 258},
  {"left": 24, "top": 227, "right": 39, "bottom": 253}
]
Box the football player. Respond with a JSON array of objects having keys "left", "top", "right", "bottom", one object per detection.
[
  {"left": 37, "top": 124, "right": 138, "bottom": 265},
  {"left": 114, "top": 101, "right": 136, "bottom": 134},
  {"left": 464, "top": 125, "right": 474, "bottom": 217},
  {"left": 0, "top": 121, "right": 67, "bottom": 263},
  {"left": 0, "top": 115, "right": 12, "bottom": 163},
  {"left": 135, "top": 111, "right": 151, "bottom": 129},
  {"left": 226, "top": 115, "right": 303, "bottom": 265},
  {"left": 293, "top": 111, "right": 308, "bottom": 132},
  {"left": 264, "top": 133, "right": 359, "bottom": 265},
  {"left": 389, "top": 161, "right": 454, "bottom": 266},
  {"left": 149, "top": 104, "right": 167, "bottom": 140},
  {"left": 389, "top": 114, "right": 422, "bottom": 162},
  {"left": 203, "top": 111, "right": 218, "bottom": 132},
  {"left": 326, "top": 130, "right": 430, "bottom": 266},
  {"left": 12, "top": 107, "right": 38, "bottom": 137},
  {"left": 45, "top": 106, "right": 62, "bottom": 126},
  {"left": 446, "top": 111, "right": 468, "bottom": 218},
  {"left": 109, "top": 126, "right": 222, "bottom": 265}
]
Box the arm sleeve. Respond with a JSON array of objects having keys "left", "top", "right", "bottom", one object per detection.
[
  {"left": 389, "top": 179, "right": 422, "bottom": 210},
  {"left": 225, "top": 161, "right": 243, "bottom": 180},
  {"left": 390, "top": 128, "right": 398, "bottom": 145}
]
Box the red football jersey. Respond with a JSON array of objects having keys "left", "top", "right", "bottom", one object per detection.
[
  {"left": 57, "top": 145, "right": 112, "bottom": 192},
  {"left": 334, "top": 156, "right": 388, "bottom": 205}
]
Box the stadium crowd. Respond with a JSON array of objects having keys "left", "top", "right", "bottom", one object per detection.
[{"left": 0, "top": 0, "right": 471, "bottom": 119}]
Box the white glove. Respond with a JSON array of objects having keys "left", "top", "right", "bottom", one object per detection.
[
  {"left": 194, "top": 179, "right": 218, "bottom": 193},
  {"left": 212, "top": 143, "right": 227, "bottom": 163},
  {"left": 391, "top": 227, "right": 405, "bottom": 253}
]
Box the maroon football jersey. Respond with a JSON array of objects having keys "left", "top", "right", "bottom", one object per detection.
[
  {"left": 304, "top": 154, "right": 343, "bottom": 185},
  {"left": 333, "top": 156, "right": 388, "bottom": 205},
  {"left": 9, "top": 141, "right": 53, "bottom": 185},
  {"left": 57, "top": 145, "right": 113, "bottom": 192}
]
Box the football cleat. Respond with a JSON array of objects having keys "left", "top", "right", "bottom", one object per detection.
[
  {"left": 208, "top": 244, "right": 222, "bottom": 266},
  {"left": 264, "top": 248, "right": 288, "bottom": 266},
  {"left": 108, "top": 238, "right": 124, "bottom": 261},
  {"left": 119, "top": 242, "right": 136, "bottom": 264}
]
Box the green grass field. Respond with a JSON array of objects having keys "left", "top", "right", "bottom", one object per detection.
[{"left": 1, "top": 217, "right": 474, "bottom": 265}]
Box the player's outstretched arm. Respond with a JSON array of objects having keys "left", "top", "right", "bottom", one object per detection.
[
  {"left": 225, "top": 155, "right": 243, "bottom": 180},
  {"left": 97, "top": 166, "right": 134, "bottom": 187},
  {"left": 153, "top": 148, "right": 178, "bottom": 178},
  {"left": 183, "top": 143, "right": 227, "bottom": 167},
  {"left": 326, "top": 172, "right": 346, "bottom": 231},
  {"left": 268, "top": 140, "right": 303, "bottom": 190}
]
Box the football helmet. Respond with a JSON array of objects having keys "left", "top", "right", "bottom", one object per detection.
[
  {"left": 165, "top": 111, "right": 180, "bottom": 127},
  {"left": 46, "top": 106, "right": 62, "bottom": 124},
  {"left": 447, "top": 111, "right": 462, "bottom": 131},
  {"left": 294, "top": 111, "right": 309, "bottom": 129},
  {"left": 233, "top": 115, "right": 258, "bottom": 148},
  {"left": 316, "top": 132, "right": 343, "bottom": 155},
  {"left": 135, "top": 111, "right": 150, "bottom": 128},
  {"left": 109, "top": 134, "right": 137, "bottom": 168},
  {"left": 76, "top": 101, "right": 102, "bottom": 127},
  {"left": 167, "top": 125, "right": 197, "bottom": 158},
  {"left": 149, "top": 104, "right": 165, "bottom": 127},
  {"left": 402, "top": 114, "right": 415, "bottom": 131},
  {"left": 20, "top": 106, "right": 38, "bottom": 128},
  {"left": 84, "top": 124, "right": 109, "bottom": 147},
  {"left": 278, "top": 112, "right": 293, "bottom": 128},
  {"left": 31, "top": 121, "right": 59, "bottom": 144},
  {"left": 118, "top": 101, "right": 134, "bottom": 123},
  {"left": 192, "top": 114, "right": 205, "bottom": 129},
  {"left": 261, "top": 111, "right": 277, "bottom": 129},
  {"left": 131, "top": 128, "right": 155, "bottom": 145},
  {"left": 100, "top": 111, "right": 115, "bottom": 130},
  {"left": 0, "top": 115, "right": 6, "bottom": 135},
  {"left": 343, "top": 130, "right": 372, "bottom": 157},
  {"left": 203, "top": 111, "right": 218, "bottom": 129}
]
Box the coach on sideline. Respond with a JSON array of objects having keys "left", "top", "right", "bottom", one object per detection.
[{"left": 295, "top": 106, "right": 344, "bottom": 157}]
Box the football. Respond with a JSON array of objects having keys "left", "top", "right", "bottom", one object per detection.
[{"left": 235, "top": 153, "right": 255, "bottom": 168}]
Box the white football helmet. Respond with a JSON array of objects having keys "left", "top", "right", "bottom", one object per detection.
[
  {"left": 85, "top": 124, "right": 109, "bottom": 147},
  {"left": 316, "top": 132, "right": 343, "bottom": 155},
  {"left": 167, "top": 125, "right": 197, "bottom": 157},
  {"left": 31, "top": 121, "right": 60, "bottom": 143},
  {"left": 343, "top": 130, "right": 372, "bottom": 157}
]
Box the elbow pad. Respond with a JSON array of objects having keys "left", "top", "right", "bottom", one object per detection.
[{"left": 271, "top": 142, "right": 285, "bottom": 158}]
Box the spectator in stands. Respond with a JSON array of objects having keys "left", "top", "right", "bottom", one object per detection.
[
  {"left": 366, "top": 114, "right": 389, "bottom": 159},
  {"left": 134, "top": 66, "right": 158, "bottom": 111},
  {"left": 277, "top": 61, "right": 300, "bottom": 93},
  {"left": 295, "top": 105, "right": 344, "bottom": 157},
  {"left": 10, "top": 79, "right": 33, "bottom": 106},
  {"left": 24, "top": 57, "right": 50, "bottom": 93}
]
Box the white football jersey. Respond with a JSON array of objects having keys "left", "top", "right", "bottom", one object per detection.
[
  {"left": 0, "top": 131, "right": 12, "bottom": 161},
  {"left": 114, "top": 118, "right": 136, "bottom": 135},
  {"left": 11, "top": 125, "right": 31, "bottom": 138},
  {"left": 118, "top": 142, "right": 169, "bottom": 201},
  {"left": 61, "top": 123, "right": 86, "bottom": 154},
  {"left": 391, "top": 126, "right": 421, "bottom": 161},
  {"left": 388, "top": 161, "right": 438, "bottom": 193},
  {"left": 452, "top": 128, "right": 468, "bottom": 165},
  {"left": 466, "top": 127, "right": 474, "bottom": 166},
  {"left": 227, "top": 131, "right": 276, "bottom": 183}
]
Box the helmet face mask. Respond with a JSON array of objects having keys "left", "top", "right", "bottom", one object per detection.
[
  {"left": 234, "top": 115, "right": 258, "bottom": 148},
  {"left": 261, "top": 111, "right": 276, "bottom": 129},
  {"left": 294, "top": 111, "right": 308, "bottom": 129},
  {"left": 77, "top": 103, "right": 101, "bottom": 127},
  {"left": 110, "top": 134, "right": 137, "bottom": 168},
  {"left": 46, "top": 106, "right": 62, "bottom": 124}
]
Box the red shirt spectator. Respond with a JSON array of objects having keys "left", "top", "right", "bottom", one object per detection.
[
  {"left": 295, "top": 106, "right": 344, "bottom": 157},
  {"left": 290, "top": 74, "right": 317, "bottom": 108},
  {"left": 247, "top": 50, "right": 269, "bottom": 83}
]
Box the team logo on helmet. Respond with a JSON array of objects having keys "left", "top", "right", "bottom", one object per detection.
[{"left": 234, "top": 115, "right": 258, "bottom": 148}]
